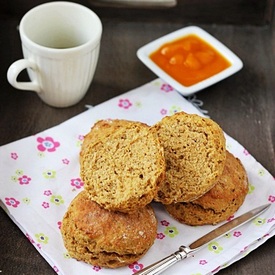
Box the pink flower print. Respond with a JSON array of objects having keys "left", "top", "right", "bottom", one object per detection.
[
  {"left": 227, "top": 215, "right": 234, "bottom": 222},
  {"left": 42, "top": 202, "right": 50, "bottom": 209},
  {"left": 70, "top": 178, "right": 84, "bottom": 189},
  {"left": 243, "top": 149, "right": 250, "bottom": 156},
  {"left": 118, "top": 98, "right": 132, "bottom": 109},
  {"left": 44, "top": 190, "right": 52, "bottom": 196},
  {"left": 212, "top": 266, "right": 221, "bottom": 273},
  {"left": 5, "top": 197, "right": 20, "bottom": 208},
  {"left": 268, "top": 195, "right": 275, "bottom": 203},
  {"left": 233, "top": 231, "right": 242, "bottom": 237},
  {"left": 268, "top": 217, "right": 275, "bottom": 223},
  {"left": 53, "top": 266, "right": 59, "bottom": 273},
  {"left": 11, "top": 152, "right": 18, "bottom": 160},
  {"left": 161, "top": 83, "right": 174, "bottom": 92},
  {"left": 57, "top": 221, "right": 62, "bottom": 230},
  {"left": 62, "top": 158, "right": 70, "bottom": 165},
  {"left": 129, "top": 262, "right": 143, "bottom": 273},
  {"left": 240, "top": 245, "right": 249, "bottom": 253},
  {"left": 93, "top": 266, "right": 102, "bottom": 272},
  {"left": 199, "top": 259, "right": 207, "bottom": 265},
  {"left": 157, "top": 232, "right": 165, "bottom": 240},
  {"left": 18, "top": 175, "right": 31, "bottom": 185},
  {"left": 160, "top": 108, "right": 167, "bottom": 115},
  {"left": 37, "top": 136, "right": 60, "bottom": 152},
  {"left": 78, "top": 135, "right": 84, "bottom": 141},
  {"left": 76, "top": 135, "right": 85, "bottom": 147},
  {"left": 160, "top": 220, "right": 170, "bottom": 226},
  {"left": 26, "top": 233, "right": 35, "bottom": 244}
]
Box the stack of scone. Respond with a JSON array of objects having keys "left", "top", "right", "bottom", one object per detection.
[
  {"left": 151, "top": 112, "right": 248, "bottom": 225},
  {"left": 61, "top": 119, "right": 166, "bottom": 268},
  {"left": 61, "top": 112, "right": 249, "bottom": 268}
]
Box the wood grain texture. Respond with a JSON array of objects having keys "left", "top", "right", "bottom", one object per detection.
[
  {"left": 2, "top": 0, "right": 273, "bottom": 25},
  {"left": 0, "top": 3, "right": 274, "bottom": 275}
]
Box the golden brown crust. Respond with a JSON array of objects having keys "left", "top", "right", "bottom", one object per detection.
[
  {"left": 165, "top": 151, "right": 249, "bottom": 225},
  {"left": 80, "top": 119, "right": 166, "bottom": 213},
  {"left": 152, "top": 112, "right": 226, "bottom": 204},
  {"left": 61, "top": 191, "right": 157, "bottom": 268}
]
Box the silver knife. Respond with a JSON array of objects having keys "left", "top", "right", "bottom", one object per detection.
[{"left": 134, "top": 203, "right": 271, "bottom": 275}]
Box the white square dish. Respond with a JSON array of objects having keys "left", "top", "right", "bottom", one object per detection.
[{"left": 137, "top": 26, "right": 243, "bottom": 96}]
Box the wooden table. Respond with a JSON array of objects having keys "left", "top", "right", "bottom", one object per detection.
[{"left": 0, "top": 2, "right": 274, "bottom": 275}]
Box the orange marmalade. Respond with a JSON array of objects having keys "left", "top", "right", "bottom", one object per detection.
[{"left": 150, "top": 34, "right": 231, "bottom": 87}]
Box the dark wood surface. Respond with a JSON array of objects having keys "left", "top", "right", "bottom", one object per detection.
[
  {"left": 2, "top": 0, "right": 274, "bottom": 25},
  {"left": 0, "top": 1, "right": 275, "bottom": 275}
]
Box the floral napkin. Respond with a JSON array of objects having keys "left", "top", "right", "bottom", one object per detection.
[{"left": 1, "top": 79, "right": 275, "bottom": 275}]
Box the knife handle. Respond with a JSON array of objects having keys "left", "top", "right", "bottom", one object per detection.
[{"left": 134, "top": 246, "right": 189, "bottom": 275}]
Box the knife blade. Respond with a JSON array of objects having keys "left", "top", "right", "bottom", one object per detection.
[{"left": 134, "top": 203, "right": 271, "bottom": 275}]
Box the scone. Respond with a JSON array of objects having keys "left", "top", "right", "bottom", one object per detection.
[
  {"left": 165, "top": 151, "right": 249, "bottom": 225},
  {"left": 80, "top": 119, "right": 166, "bottom": 213},
  {"left": 61, "top": 191, "right": 157, "bottom": 268},
  {"left": 152, "top": 111, "right": 226, "bottom": 204}
]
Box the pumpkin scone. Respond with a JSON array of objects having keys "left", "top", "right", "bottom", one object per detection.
[
  {"left": 80, "top": 119, "right": 166, "bottom": 213},
  {"left": 61, "top": 191, "right": 157, "bottom": 268},
  {"left": 152, "top": 111, "right": 226, "bottom": 204},
  {"left": 165, "top": 151, "right": 249, "bottom": 225}
]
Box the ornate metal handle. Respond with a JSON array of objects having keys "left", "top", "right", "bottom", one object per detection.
[{"left": 134, "top": 246, "right": 190, "bottom": 275}]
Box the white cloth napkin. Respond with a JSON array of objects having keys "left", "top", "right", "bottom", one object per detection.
[{"left": 1, "top": 79, "right": 274, "bottom": 275}]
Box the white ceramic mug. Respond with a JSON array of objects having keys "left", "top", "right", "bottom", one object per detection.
[{"left": 7, "top": 1, "right": 102, "bottom": 108}]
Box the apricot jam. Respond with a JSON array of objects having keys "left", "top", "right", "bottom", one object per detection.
[{"left": 150, "top": 34, "right": 231, "bottom": 87}]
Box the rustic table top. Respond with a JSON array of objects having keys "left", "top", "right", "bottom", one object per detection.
[{"left": 0, "top": 4, "right": 274, "bottom": 275}]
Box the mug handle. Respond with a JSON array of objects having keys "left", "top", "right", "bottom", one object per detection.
[{"left": 7, "top": 59, "right": 40, "bottom": 93}]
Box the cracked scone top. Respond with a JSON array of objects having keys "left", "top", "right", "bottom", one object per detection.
[
  {"left": 61, "top": 191, "right": 157, "bottom": 268},
  {"left": 80, "top": 119, "right": 166, "bottom": 213},
  {"left": 152, "top": 111, "right": 226, "bottom": 204}
]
